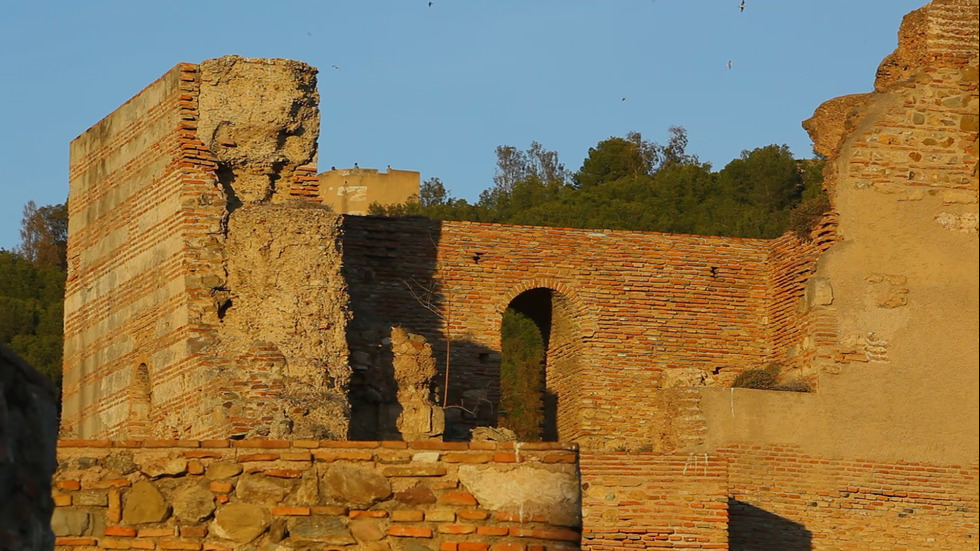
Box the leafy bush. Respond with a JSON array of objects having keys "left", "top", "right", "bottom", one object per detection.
[
  {"left": 733, "top": 364, "right": 781, "bottom": 390},
  {"left": 788, "top": 194, "right": 832, "bottom": 242},
  {"left": 733, "top": 363, "right": 811, "bottom": 392}
]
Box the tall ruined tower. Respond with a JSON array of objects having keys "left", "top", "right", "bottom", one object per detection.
[{"left": 62, "top": 57, "right": 352, "bottom": 440}]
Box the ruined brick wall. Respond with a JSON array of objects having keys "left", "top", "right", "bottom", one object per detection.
[
  {"left": 578, "top": 452, "right": 729, "bottom": 548},
  {"left": 722, "top": 443, "right": 979, "bottom": 551},
  {"left": 52, "top": 440, "right": 580, "bottom": 550},
  {"left": 64, "top": 57, "right": 351, "bottom": 441},
  {"left": 341, "top": 216, "right": 773, "bottom": 450},
  {"left": 763, "top": 215, "right": 839, "bottom": 382}
]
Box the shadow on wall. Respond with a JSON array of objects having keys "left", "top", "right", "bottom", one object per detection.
[
  {"left": 0, "top": 344, "right": 58, "bottom": 549},
  {"left": 729, "top": 499, "right": 812, "bottom": 551},
  {"left": 342, "top": 216, "right": 445, "bottom": 440},
  {"left": 341, "top": 216, "right": 563, "bottom": 442}
]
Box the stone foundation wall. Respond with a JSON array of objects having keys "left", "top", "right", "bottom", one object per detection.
[
  {"left": 52, "top": 440, "right": 581, "bottom": 550},
  {"left": 51, "top": 440, "right": 980, "bottom": 550}
]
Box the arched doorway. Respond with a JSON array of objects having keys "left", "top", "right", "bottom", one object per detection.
[{"left": 499, "top": 286, "right": 585, "bottom": 442}]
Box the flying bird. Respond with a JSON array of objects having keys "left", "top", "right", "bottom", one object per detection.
[
  {"left": 727, "top": 60, "right": 733, "bottom": 69},
  {"left": 621, "top": 97, "right": 627, "bottom": 101},
  {"left": 428, "top": 1, "right": 433, "bottom": 5},
  {"left": 739, "top": 1, "right": 745, "bottom": 12},
  {"left": 331, "top": 64, "right": 340, "bottom": 70}
]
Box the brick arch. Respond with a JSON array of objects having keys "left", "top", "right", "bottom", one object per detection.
[
  {"left": 497, "top": 278, "right": 595, "bottom": 442},
  {"left": 497, "top": 277, "right": 598, "bottom": 337}
]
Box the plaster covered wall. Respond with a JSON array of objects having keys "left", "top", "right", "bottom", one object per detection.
[
  {"left": 694, "top": 2, "right": 980, "bottom": 547},
  {"left": 701, "top": 0, "right": 979, "bottom": 465},
  {"left": 317, "top": 167, "right": 420, "bottom": 214}
]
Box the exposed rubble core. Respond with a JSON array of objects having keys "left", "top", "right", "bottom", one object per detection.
[
  {"left": 389, "top": 326, "right": 445, "bottom": 441},
  {"left": 219, "top": 204, "right": 352, "bottom": 439},
  {"left": 198, "top": 56, "right": 320, "bottom": 206}
]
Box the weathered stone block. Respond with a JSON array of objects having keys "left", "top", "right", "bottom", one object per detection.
[
  {"left": 349, "top": 518, "right": 387, "bottom": 542},
  {"left": 122, "top": 480, "right": 171, "bottom": 524},
  {"left": 321, "top": 465, "right": 392, "bottom": 507},
  {"left": 458, "top": 465, "right": 580, "bottom": 527},
  {"left": 205, "top": 461, "right": 243, "bottom": 480},
  {"left": 211, "top": 503, "right": 270, "bottom": 543},
  {"left": 285, "top": 516, "right": 355, "bottom": 544},
  {"left": 172, "top": 482, "right": 216, "bottom": 522},
  {"left": 235, "top": 473, "right": 292, "bottom": 505},
  {"left": 50, "top": 509, "right": 90, "bottom": 537}
]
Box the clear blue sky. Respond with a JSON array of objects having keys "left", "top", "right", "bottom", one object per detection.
[{"left": 0, "top": 0, "right": 925, "bottom": 251}]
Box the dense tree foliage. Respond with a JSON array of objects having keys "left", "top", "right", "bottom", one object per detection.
[
  {"left": 19, "top": 201, "right": 69, "bottom": 269},
  {"left": 372, "top": 127, "right": 827, "bottom": 240},
  {"left": 1, "top": 200, "right": 68, "bottom": 391}
]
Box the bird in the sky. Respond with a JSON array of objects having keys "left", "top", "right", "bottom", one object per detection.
[
  {"left": 331, "top": 64, "right": 340, "bottom": 70},
  {"left": 621, "top": 97, "right": 627, "bottom": 102},
  {"left": 428, "top": 1, "right": 433, "bottom": 6},
  {"left": 727, "top": 60, "right": 733, "bottom": 69},
  {"left": 739, "top": 1, "right": 745, "bottom": 12}
]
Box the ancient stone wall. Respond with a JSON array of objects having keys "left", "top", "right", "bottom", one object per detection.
[
  {"left": 52, "top": 440, "right": 580, "bottom": 550},
  {"left": 57, "top": 1, "right": 979, "bottom": 545},
  {"left": 62, "top": 54, "right": 837, "bottom": 451},
  {"left": 1, "top": 344, "right": 59, "bottom": 550}
]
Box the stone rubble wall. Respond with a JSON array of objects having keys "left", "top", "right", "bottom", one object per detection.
[
  {"left": 218, "top": 204, "right": 351, "bottom": 440},
  {"left": 52, "top": 440, "right": 581, "bottom": 550},
  {"left": 0, "top": 344, "right": 59, "bottom": 550}
]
